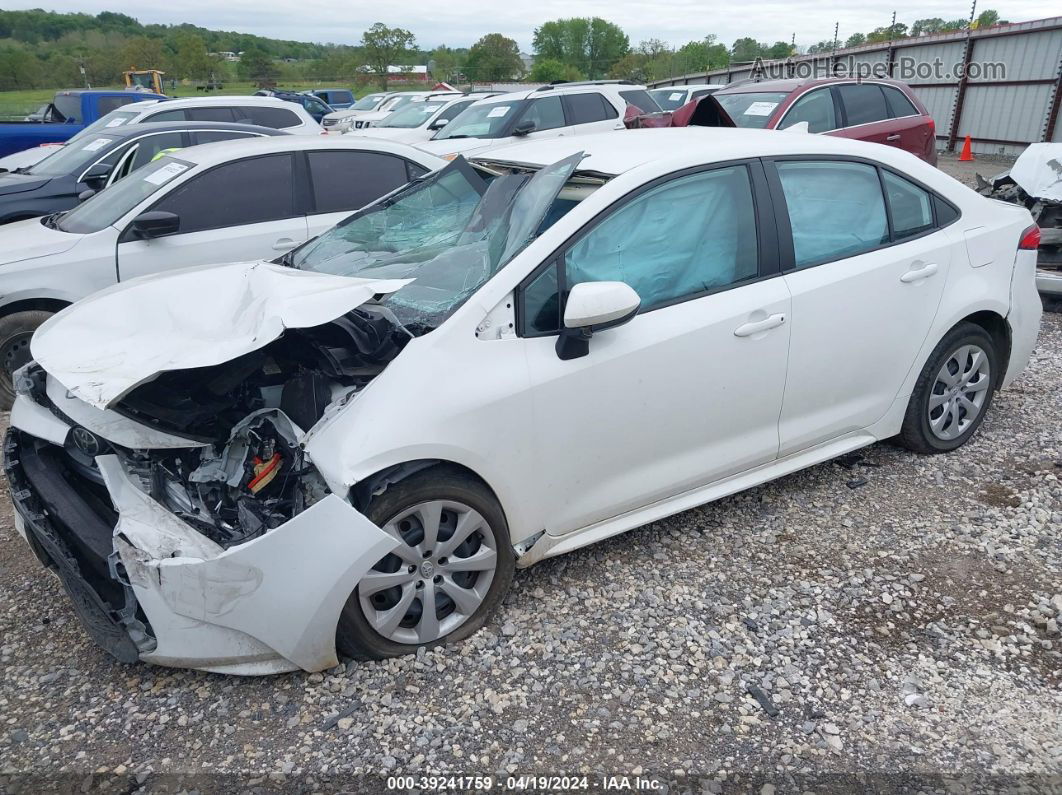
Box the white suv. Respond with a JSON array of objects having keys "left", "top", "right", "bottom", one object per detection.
[
  {"left": 417, "top": 81, "right": 661, "bottom": 160},
  {"left": 345, "top": 94, "right": 501, "bottom": 144},
  {"left": 0, "top": 96, "right": 324, "bottom": 172},
  {"left": 324, "top": 91, "right": 463, "bottom": 134}
]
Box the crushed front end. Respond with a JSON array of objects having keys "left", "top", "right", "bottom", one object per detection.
[{"left": 5, "top": 307, "right": 404, "bottom": 674}]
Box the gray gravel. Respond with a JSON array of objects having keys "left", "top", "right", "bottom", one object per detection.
[{"left": 1, "top": 156, "right": 1060, "bottom": 792}]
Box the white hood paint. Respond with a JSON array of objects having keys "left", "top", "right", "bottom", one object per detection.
[
  {"left": 1009, "top": 142, "right": 1062, "bottom": 202},
  {"left": 0, "top": 216, "right": 83, "bottom": 266},
  {"left": 32, "top": 260, "right": 410, "bottom": 409}
]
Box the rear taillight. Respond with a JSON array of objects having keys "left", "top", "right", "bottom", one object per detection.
[
  {"left": 1018, "top": 224, "right": 1041, "bottom": 250},
  {"left": 927, "top": 118, "right": 935, "bottom": 133}
]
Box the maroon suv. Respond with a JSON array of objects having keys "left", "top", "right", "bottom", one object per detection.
[{"left": 671, "top": 77, "right": 937, "bottom": 165}]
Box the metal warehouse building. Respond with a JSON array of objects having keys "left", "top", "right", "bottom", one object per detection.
[{"left": 648, "top": 16, "right": 1062, "bottom": 155}]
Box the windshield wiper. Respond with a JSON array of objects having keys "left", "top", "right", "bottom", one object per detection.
[
  {"left": 441, "top": 134, "right": 472, "bottom": 139},
  {"left": 273, "top": 248, "right": 297, "bottom": 268},
  {"left": 40, "top": 212, "right": 63, "bottom": 230}
]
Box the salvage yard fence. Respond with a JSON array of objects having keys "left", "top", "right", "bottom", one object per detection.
[{"left": 648, "top": 16, "right": 1062, "bottom": 156}]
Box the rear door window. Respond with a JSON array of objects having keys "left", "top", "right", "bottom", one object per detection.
[
  {"left": 837, "top": 84, "right": 890, "bottom": 126},
  {"left": 152, "top": 154, "right": 295, "bottom": 233},
  {"left": 882, "top": 170, "right": 934, "bottom": 239},
  {"left": 775, "top": 160, "right": 889, "bottom": 268},
  {"left": 237, "top": 106, "right": 302, "bottom": 129},
  {"left": 619, "top": 89, "right": 662, "bottom": 113},
  {"left": 882, "top": 86, "right": 919, "bottom": 118},
  {"left": 307, "top": 150, "right": 410, "bottom": 213},
  {"left": 186, "top": 107, "right": 237, "bottom": 122},
  {"left": 563, "top": 93, "right": 613, "bottom": 124},
  {"left": 98, "top": 96, "right": 137, "bottom": 115}
]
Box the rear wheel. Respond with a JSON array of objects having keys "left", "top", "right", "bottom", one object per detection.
[
  {"left": 336, "top": 467, "right": 514, "bottom": 660},
  {"left": 0, "top": 310, "right": 53, "bottom": 410},
  {"left": 899, "top": 322, "right": 998, "bottom": 453}
]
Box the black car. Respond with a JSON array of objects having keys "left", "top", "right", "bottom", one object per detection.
[
  {"left": 254, "top": 89, "right": 333, "bottom": 122},
  {"left": 0, "top": 121, "right": 285, "bottom": 224}
]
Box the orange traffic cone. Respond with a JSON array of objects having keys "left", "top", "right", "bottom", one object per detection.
[{"left": 959, "top": 135, "right": 974, "bottom": 161}]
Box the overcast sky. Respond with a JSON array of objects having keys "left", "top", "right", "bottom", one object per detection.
[{"left": 6, "top": 0, "right": 1059, "bottom": 51}]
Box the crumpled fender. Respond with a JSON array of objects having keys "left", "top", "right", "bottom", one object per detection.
[{"left": 96, "top": 455, "right": 399, "bottom": 673}]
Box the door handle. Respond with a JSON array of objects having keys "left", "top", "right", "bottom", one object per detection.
[
  {"left": 734, "top": 313, "right": 786, "bottom": 337},
  {"left": 886, "top": 134, "right": 902, "bottom": 142},
  {"left": 900, "top": 262, "right": 938, "bottom": 283},
  {"left": 272, "top": 238, "right": 296, "bottom": 251}
]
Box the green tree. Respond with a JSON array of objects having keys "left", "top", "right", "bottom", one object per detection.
[
  {"left": 974, "top": 10, "right": 1003, "bottom": 28},
  {"left": 845, "top": 32, "right": 867, "bottom": 47},
  {"left": 530, "top": 57, "right": 584, "bottom": 83},
  {"left": 172, "top": 31, "right": 214, "bottom": 80},
  {"left": 238, "top": 46, "right": 278, "bottom": 83},
  {"left": 731, "top": 37, "right": 763, "bottom": 62},
  {"left": 532, "top": 17, "right": 629, "bottom": 79},
  {"left": 118, "top": 35, "right": 164, "bottom": 72},
  {"left": 675, "top": 36, "right": 729, "bottom": 71},
  {"left": 866, "top": 23, "right": 908, "bottom": 43},
  {"left": 360, "top": 22, "right": 416, "bottom": 89},
  {"left": 429, "top": 45, "right": 465, "bottom": 82},
  {"left": 940, "top": 19, "right": 969, "bottom": 32},
  {"left": 465, "top": 33, "right": 523, "bottom": 81},
  {"left": 765, "top": 41, "right": 792, "bottom": 59},
  {"left": 910, "top": 18, "right": 945, "bottom": 36}
]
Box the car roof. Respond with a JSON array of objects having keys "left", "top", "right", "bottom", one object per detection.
[
  {"left": 167, "top": 133, "right": 449, "bottom": 169},
  {"left": 471, "top": 127, "right": 919, "bottom": 177},
  {"left": 93, "top": 120, "right": 285, "bottom": 140},
  {"left": 717, "top": 76, "right": 914, "bottom": 94},
  {"left": 130, "top": 95, "right": 301, "bottom": 111}
]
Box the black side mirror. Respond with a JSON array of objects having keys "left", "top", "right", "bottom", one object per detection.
[
  {"left": 128, "top": 210, "right": 180, "bottom": 239},
  {"left": 81, "top": 162, "right": 112, "bottom": 185},
  {"left": 512, "top": 119, "right": 536, "bottom": 136}
]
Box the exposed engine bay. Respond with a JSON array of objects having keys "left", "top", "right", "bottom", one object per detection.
[{"left": 35, "top": 303, "right": 411, "bottom": 550}]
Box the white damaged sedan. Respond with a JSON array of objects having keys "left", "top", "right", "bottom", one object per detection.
[{"left": 5, "top": 129, "right": 1042, "bottom": 674}]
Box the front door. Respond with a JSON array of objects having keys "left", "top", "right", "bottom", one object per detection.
[
  {"left": 519, "top": 162, "right": 792, "bottom": 535},
  {"left": 117, "top": 153, "right": 308, "bottom": 280}
]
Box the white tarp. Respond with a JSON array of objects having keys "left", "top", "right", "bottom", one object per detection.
[{"left": 1009, "top": 143, "right": 1062, "bottom": 203}]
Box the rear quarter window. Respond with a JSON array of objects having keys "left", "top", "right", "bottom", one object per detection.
[{"left": 882, "top": 86, "right": 919, "bottom": 118}]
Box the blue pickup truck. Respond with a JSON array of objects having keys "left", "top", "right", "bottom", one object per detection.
[{"left": 0, "top": 89, "right": 167, "bottom": 159}]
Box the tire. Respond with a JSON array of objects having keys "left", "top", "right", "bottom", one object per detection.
[
  {"left": 336, "top": 466, "right": 515, "bottom": 660},
  {"left": 0, "top": 310, "right": 53, "bottom": 410},
  {"left": 898, "top": 322, "right": 998, "bottom": 454}
]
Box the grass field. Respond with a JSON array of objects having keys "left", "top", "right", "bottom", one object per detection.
[{"left": 0, "top": 81, "right": 433, "bottom": 119}]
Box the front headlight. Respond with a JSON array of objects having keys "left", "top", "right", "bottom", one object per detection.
[{"left": 441, "top": 153, "right": 459, "bottom": 161}]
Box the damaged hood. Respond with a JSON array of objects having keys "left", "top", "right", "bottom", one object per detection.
[
  {"left": 1009, "top": 143, "right": 1062, "bottom": 202},
  {"left": 32, "top": 260, "right": 410, "bottom": 409}
]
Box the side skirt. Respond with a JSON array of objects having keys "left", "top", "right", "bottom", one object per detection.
[{"left": 516, "top": 432, "right": 878, "bottom": 568}]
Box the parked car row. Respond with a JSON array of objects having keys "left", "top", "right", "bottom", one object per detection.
[{"left": 0, "top": 77, "right": 1043, "bottom": 677}]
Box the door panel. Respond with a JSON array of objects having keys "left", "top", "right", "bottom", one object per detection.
[
  {"left": 773, "top": 159, "right": 950, "bottom": 454},
  {"left": 521, "top": 163, "right": 790, "bottom": 535},
  {"left": 525, "top": 279, "right": 791, "bottom": 535},
  {"left": 117, "top": 217, "right": 309, "bottom": 280}
]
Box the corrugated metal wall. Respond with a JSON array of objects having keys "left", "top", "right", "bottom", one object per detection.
[{"left": 649, "top": 16, "right": 1062, "bottom": 155}]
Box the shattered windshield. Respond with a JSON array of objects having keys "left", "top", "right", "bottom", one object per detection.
[{"left": 290, "top": 153, "right": 583, "bottom": 332}]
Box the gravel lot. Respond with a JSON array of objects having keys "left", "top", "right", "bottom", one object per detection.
[{"left": 1, "top": 153, "right": 1060, "bottom": 793}]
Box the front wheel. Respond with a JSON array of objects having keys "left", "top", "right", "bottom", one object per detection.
[
  {"left": 0, "top": 310, "right": 53, "bottom": 410},
  {"left": 336, "top": 467, "right": 515, "bottom": 660},
  {"left": 898, "top": 322, "right": 998, "bottom": 454}
]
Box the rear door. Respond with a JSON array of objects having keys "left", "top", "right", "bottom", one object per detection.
[
  {"left": 561, "top": 92, "right": 624, "bottom": 134},
  {"left": 768, "top": 158, "right": 953, "bottom": 454},
  {"left": 829, "top": 83, "right": 894, "bottom": 146},
  {"left": 303, "top": 150, "right": 426, "bottom": 235},
  {"left": 880, "top": 84, "right": 934, "bottom": 161},
  {"left": 116, "top": 153, "right": 308, "bottom": 280}
]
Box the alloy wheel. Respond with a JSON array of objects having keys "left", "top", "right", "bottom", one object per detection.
[
  {"left": 358, "top": 500, "right": 499, "bottom": 645},
  {"left": 927, "top": 344, "right": 991, "bottom": 441}
]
